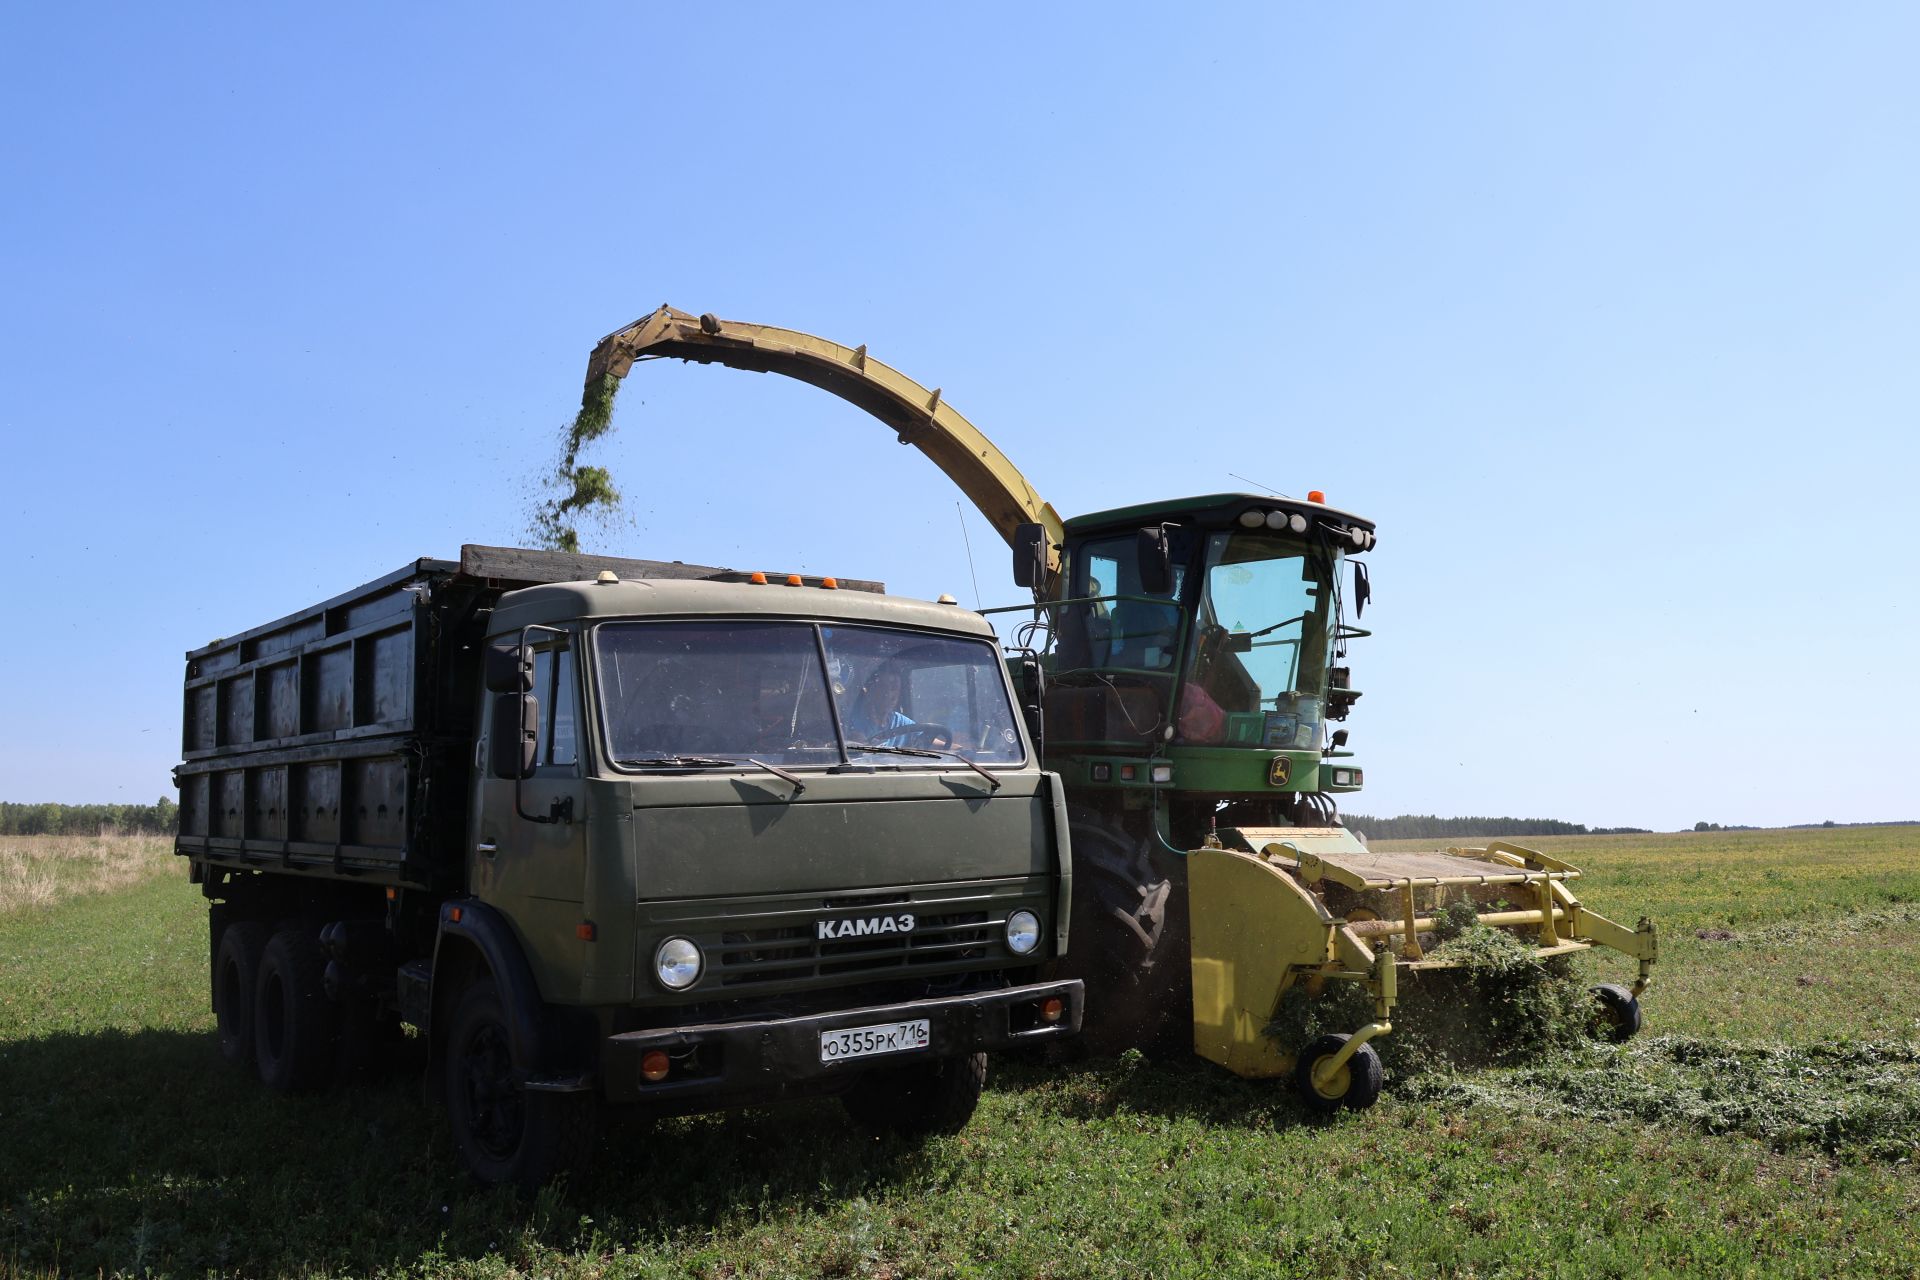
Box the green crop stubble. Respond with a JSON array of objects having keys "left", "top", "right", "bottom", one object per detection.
[{"left": 1, "top": 828, "right": 1917, "bottom": 1278}]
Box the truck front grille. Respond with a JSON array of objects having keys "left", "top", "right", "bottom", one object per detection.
[{"left": 716, "top": 909, "right": 995, "bottom": 986}]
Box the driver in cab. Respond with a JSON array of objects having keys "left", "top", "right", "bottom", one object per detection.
[{"left": 843, "top": 664, "right": 915, "bottom": 746}]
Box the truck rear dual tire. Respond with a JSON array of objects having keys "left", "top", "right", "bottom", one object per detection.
[
  {"left": 254, "top": 925, "right": 339, "bottom": 1093},
  {"left": 214, "top": 920, "right": 270, "bottom": 1069},
  {"left": 444, "top": 979, "right": 596, "bottom": 1192},
  {"left": 842, "top": 1051, "right": 987, "bottom": 1136}
]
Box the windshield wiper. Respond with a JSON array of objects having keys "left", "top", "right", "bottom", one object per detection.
[
  {"left": 617, "top": 755, "right": 735, "bottom": 768},
  {"left": 1243, "top": 611, "right": 1310, "bottom": 640},
  {"left": 617, "top": 754, "right": 807, "bottom": 798},
  {"left": 847, "top": 743, "right": 1002, "bottom": 792}
]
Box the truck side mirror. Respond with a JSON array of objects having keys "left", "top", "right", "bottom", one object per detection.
[
  {"left": 1351, "top": 560, "right": 1371, "bottom": 619},
  {"left": 485, "top": 642, "right": 534, "bottom": 693},
  {"left": 1136, "top": 526, "right": 1173, "bottom": 596},
  {"left": 1012, "top": 523, "right": 1048, "bottom": 590},
  {"left": 489, "top": 693, "right": 538, "bottom": 779},
  {"left": 1018, "top": 657, "right": 1046, "bottom": 760}
]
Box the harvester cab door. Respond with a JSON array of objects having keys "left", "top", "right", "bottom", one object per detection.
[{"left": 471, "top": 635, "right": 590, "bottom": 991}]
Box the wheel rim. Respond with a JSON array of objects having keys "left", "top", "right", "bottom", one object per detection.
[
  {"left": 460, "top": 1021, "right": 523, "bottom": 1160},
  {"left": 1309, "top": 1055, "right": 1350, "bottom": 1101}
]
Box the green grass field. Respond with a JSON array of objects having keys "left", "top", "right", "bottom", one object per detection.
[{"left": 3, "top": 828, "right": 1917, "bottom": 1279}]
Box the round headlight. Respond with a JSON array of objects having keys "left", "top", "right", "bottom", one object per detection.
[
  {"left": 654, "top": 937, "right": 703, "bottom": 990},
  {"left": 1288, "top": 513, "right": 1308, "bottom": 534},
  {"left": 1005, "top": 909, "right": 1041, "bottom": 955},
  {"left": 1237, "top": 509, "right": 1266, "bottom": 529}
]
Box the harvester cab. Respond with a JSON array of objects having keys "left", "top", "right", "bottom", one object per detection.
[{"left": 576, "top": 306, "right": 1659, "bottom": 1109}]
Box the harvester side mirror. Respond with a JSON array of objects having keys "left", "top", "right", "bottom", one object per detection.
[
  {"left": 1351, "top": 560, "right": 1371, "bottom": 619},
  {"left": 1136, "top": 526, "right": 1173, "bottom": 596},
  {"left": 1012, "top": 523, "right": 1048, "bottom": 590},
  {"left": 484, "top": 642, "right": 534, "bottom": 693},
  {"left": 489, "top": 693, "right": 538, "bottom": 780},
  {"left": 1330, "top": 729, "right": 1349, "bottom": 750}
]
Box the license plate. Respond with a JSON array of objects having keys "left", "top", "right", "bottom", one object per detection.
[{"left": 820, "top": 1018, "right": 930, "bottom": 1064}]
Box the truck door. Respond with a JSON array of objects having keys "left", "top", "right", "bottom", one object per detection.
[{"left": 471, "top": 635, "right": 589, "bottom": 999}]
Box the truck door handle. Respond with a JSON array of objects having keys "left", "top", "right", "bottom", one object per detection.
[{"left": 476, "top": 840, "right": 498, "bottom": 855}]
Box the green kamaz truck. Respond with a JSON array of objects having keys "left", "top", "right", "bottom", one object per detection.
[{"left": 175, "top": 543, "right": 1080, "bottom": 1188}]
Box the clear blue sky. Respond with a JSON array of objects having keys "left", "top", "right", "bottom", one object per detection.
[{"left": 4, "top": 5, "right": 1914, "bottom": 831}]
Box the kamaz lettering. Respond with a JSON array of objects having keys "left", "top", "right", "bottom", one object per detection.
[{"left": 818, "top": 913, "right": 916, "bottom": 941}]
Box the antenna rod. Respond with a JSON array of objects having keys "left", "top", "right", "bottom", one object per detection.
[{"left": 957, "top": 502, "right": 983, "bottom": 609}]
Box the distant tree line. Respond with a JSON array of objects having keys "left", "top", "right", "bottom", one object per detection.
[
  {"left": 0, "top": 799, "right": 178, "bottom": 836},
  {"left": 1342, "top": 813, "right": 1650, "bottom": 840}
]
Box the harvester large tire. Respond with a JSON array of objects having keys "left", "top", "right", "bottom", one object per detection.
[
  {"left": 1295, "top": 1033, "right": 1383, "bottom": 1113},
  {"left": 213, "top": 920, "right": 269, "bottom": 1069},
  {"left": 842, "top": 1051, "right": 987, "bottom": 1137},
  {"left": 253, "top": 925, "right": 338, "bottom": 1093},
  {"left": 1049, "top": 808, "right": 1192, "bottom": 1058},
  {"left": 1589, "top": 983, "right": 1643, "bottom": 1043},
  {"left": 444, "top": 978, "right": 596, "bottom": 1192}
]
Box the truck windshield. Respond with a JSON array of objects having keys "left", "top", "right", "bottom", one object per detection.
[
  {"left": 1179, "top": 534, "right": 1339, "bottom": 749},
  {"left": 594, "top": 621, "right": 1025, "bottom": 768}
]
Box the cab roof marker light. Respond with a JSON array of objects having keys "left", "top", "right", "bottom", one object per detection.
[
  {"left": 1264, "top": 511, "right": 1287, "bottom": 530},
  {"left": 1238, "top": 509, "right": 1266, "bottom": 529},
  {"left": 821, "top": 577, "right": 839, "bottom": 589},
  {"left": 748, "top": 571, "right": 768, "bottom": 584}
]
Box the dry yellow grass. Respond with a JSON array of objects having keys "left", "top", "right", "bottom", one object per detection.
[{"left": 0, "top": 833, "right": 176, "bottom": 912}]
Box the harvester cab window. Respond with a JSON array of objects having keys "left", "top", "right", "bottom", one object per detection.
[
  {"left": 1059, "top": 533, "right": 1189, "bottom": 672},
  {"left": 1182, "top": 533, "right": 1338, "bottom": 749}
]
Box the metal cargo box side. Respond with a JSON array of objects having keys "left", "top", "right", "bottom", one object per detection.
[{"left": 174, "top": 558, "right": 485, "bottom": 889}]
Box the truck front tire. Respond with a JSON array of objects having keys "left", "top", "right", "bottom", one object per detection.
[
  {"left": 841, "top": 1051, "right": 987, "bottom": 1136},
  {"left": 444, "top": 978, "right": 595, "bottom": 1192},
  {"left": 253, "top": 925, "right": 338, "bottom": 1093},
  {"left": 214, "top": 920, "right": 269, "bottom": 1068}
]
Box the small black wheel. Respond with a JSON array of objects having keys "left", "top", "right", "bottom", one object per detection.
[
  {"left": 842, "top": 1051, "right": 987, "bottom": 1136},
  {"left": 1590, "top": 983, "right": 1643, "bottom": 1042},
  {"left": 214, "top": 920, "right": 269, "bottom": 1069},
  {"left": 444, "top": 979, "right": 596, "bottom": 1191},
  {"left": 253, "top": 925, "right": 338, "bottom": 1092},
  {"left": 1294, "top": 1033, "right": 1384, "bottom": 1113}
]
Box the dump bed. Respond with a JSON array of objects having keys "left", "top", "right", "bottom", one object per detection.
[{"left": 175, "top": 545, "right": 877, "bottom": 889}]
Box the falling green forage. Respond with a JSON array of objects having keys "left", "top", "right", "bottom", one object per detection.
[{"left": 530, "top": 372, "right": 625, "bottom": 552}]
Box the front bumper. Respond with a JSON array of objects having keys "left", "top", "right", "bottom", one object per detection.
[{"left": 600, "top": 978, "right": 1082, "bottom": 1106}]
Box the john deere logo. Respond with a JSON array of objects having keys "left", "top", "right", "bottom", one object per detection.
[{"left": 1269, "top": 755, "right": 1292, "bottom": 786}]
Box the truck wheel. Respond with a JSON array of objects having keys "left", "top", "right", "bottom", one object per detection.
[
  {"left": 842, "top": 1051, "right": 987, "bottom": 1136},
  {"left": 1294, "top": 1033, "right": 1383, "bottom": 1113},
  {"left": 444, "top": 979, "right": 595, "bottom": 1192},
  {"left": 1589, "top": 983, "right": 1643, "bottom": 1042},
  {"left": 253, "top": 925, "right": 339, "bottom": 1093},
  {"left": 214, "top": 920, "right": 269, "bottom": 1068}
]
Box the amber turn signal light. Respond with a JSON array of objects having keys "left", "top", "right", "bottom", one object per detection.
[{"left": 641, "top": 1049, "right": 671, "bottom": 1083}]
